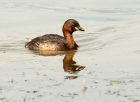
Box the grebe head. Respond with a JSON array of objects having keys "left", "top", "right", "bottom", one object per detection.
[{"left": 62, "top": 19, "right": 85, "bottom": 34}]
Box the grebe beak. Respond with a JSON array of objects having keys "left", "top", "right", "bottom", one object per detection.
[
  {"left": 79, "top": 27, "right": 85, "bottom": 31},
  {"left": 75, "top": 26, "right": 85, "bottom": 31}
]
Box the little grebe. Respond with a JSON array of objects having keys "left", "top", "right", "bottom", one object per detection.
[{"left": 25, "top": 19, "right": 85, "bottom": 51}]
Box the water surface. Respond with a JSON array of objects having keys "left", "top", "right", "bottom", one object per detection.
[{"left": 0, "top": 0, "right": 140, "bottom": 102}]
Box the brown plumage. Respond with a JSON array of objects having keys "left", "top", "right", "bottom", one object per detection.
[{"left": 25, "top": 19, "right": 85, "bottom": 51}]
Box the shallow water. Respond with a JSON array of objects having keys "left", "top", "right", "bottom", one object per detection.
[{"left": 0, "top": 0, "right": 140, "bottom": 102}]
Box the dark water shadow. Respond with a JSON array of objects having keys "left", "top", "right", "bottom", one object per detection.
[{"left": 30, "top": 50, "right": 85, "bottom": 80}]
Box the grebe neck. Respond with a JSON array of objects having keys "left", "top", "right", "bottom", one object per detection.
[{"left": 63, "top": 31, "right": 75, "bottom": 49}]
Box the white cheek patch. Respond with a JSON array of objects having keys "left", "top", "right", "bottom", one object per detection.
[{"left": 75, "top": 27, "right": 79, "bottom": 31}]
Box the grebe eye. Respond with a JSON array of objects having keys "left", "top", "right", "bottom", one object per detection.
[{"left": 72, "top": 24, "right": 75, "bottom": 27}]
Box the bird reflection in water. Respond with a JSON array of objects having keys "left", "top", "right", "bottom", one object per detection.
[
  {"left": 63, "top": 51, "right": 85, "bottom": 79},
  {"left": 33, "top": 50, "right": 85, "bottom": 79}
]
